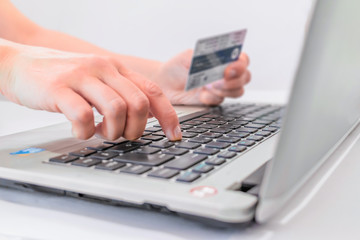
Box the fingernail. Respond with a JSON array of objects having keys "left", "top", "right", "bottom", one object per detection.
[
  {"left": 229, "top": 69, "right": 237, "bottom": 78},
  {"left": 167, "top": 125, "right": 182, "bottom": 141}
]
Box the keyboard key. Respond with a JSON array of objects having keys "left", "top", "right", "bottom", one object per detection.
[
  {"left": 198, "top": 123, "right": 218, "bottom": 129},
  {"left": 152, "top": 131, "right": 166, "bottom": 137},
  {"left": 216, "top": 116, "right": 235, "bottom": 121},
  {"left": 141, "top": 135, "right": 163, "bottom": 141},
  {"left": 255, "top": 131, "right": 271, "bottom": 137},
  {"left": 188, "top": 137, "right": 212, "bottom": 144},
  {"left": 222, "top": 123, "right": 242, "bottom": 130},
  {"left": 218, "top": 151, "right": 236, "bottom": 159},
  {"left": 91, "top": 151, "right": 118, "bottom": 160},
  {"left": 136, "top": 146, "right": 160, "bottom": 154},
  {"left": 130, "top": 139, "right": 152, "bottom": 146},
  {"left": 192, "top": 163, "right": 214, "bottom": 173},
  {"left": 114, "top": 153, "right": 174, "bottom": 166},
  {"left": 238, "top": 140, "right": 256, "bottom": 147},
  {"left": 236, "top": 127, "right": 257, "bottom": 134},
  {"left": 107, "top": 142, "right": 140, "bottom": 153},
  {"left": 180, "top": 124, "right": 192, "bottom": 130},
  {"left": 141, "top": 132, "right": 151, "bottom": 137},
  {"left": 228, "top": 145, "right": 247, "bottom": 152},
  {"left": 253, "top": 119, "right": 273, "bottom": 125},
  {"left": 226, "top": 132, "right": 249, "bottom": 138},
  {"left": 205, "top": 142, "right": 230, "bottom": 149},
  {"left": 69, "top": 148, "right": 96, "bottom": 157},
  {"left": 71, "top": 158, "right": 101, "bottom": 167},
  {"left": 205, "top": 157, "right": 226, "bottom": 166},
  {"left": 193, "top": 117, "right": 212, "bottom": 122},
  {"left": 103, "top": 139, "right": 127, "bottom": 145},
  {"left": 246, "top": 135, "right": 264, "bottom": 141},
  {"left": 162, "top": 148, "right": 189, "bottom": 156},
  {"left": 216, "top": 136, "right": 239, "bottom": 143},
  {"left": 201, "top": 132, "right": 222, "bottom": 138},
  {"left": 269, "top": 123, "right": 281, "bottom": 128},
  {"left": 120, "top": 165, "right": 152, "bottom": 175},
  {"left": 244, "top": 123, "right": 265, "bottom": 129},
  {"left": 262, "top": 126, "right": 278, "bottom": 132},
  {"left": 148, "top": 168, "right": 179, "bottom": 179},
  {"left": 181, "top": 132, "right": 198, "bottom": 138},
  {"left": 150, "top": 140, "right": 174, "bottom": 148},
  {"left": 144, "top": 127, "right": 162, "bottom": 132},
  {"left": 87, "top": 143, "right": 112, "bottom": 151},
  {"left": 207, "top": 120, "right": 226, "bottom": 125},
  {"left": 194, "top": 147, "right": 219, "bottom": 155},
  {"left": 182, "top": 120, "right": 202, "bottom": 126},
  {"left": 176, "top": 172, "right": 201, "bottom": 182},
  {"left": 175, "top": 141, "right": 201, "bottom": 149},
  {"left": 95, "top": 161, "right": 125, "bottom": 171},
  {"left": 186, "top": 128, "right": 208, "bottom": 133},
  {"left": 164, "top": 154, "right": 207, "bottom": 170},
  {"left": 49, "top": 154, "right": 78, "bottom": 164},
  {"left": 210, "top": 128, "right": 232, "bottom": 134},
  {"left": 232, "top": 120, "right": 250, "bottom": 125}
]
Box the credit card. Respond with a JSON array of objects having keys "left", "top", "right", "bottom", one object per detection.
[{"left": 185, "top": 29, "right": 247, "bottom": 91}]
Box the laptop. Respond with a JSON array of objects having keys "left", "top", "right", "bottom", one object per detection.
[{"left": 0, "top": 0, "right": 359, "bottom": 227}]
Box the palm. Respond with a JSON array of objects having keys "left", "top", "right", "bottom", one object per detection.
[{"left": 151, "top": 50, "right": 211, "bottom": 105}]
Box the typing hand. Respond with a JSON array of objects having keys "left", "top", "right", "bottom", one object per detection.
[
  {"left": 2, "top": 45, "right": 181, "bottom": 141},
  {"left": 151, "top": 49, "right": 251, "bottom": 106}
]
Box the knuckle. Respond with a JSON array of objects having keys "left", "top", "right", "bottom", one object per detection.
[
  {"left": 130, "top": 91, "right": 150, "bottom": 114},
  {"left": 74, "top": 107, "right": 94, "bottom": 125},
  {"left": 105, "top": 98, "right": 127, "bottom": 118},
  {"left": 144, "top": 80, "right": 163, "bottom": 97},
  {"left": 89, "top": 55, "right": 108, "bottom": 67}
]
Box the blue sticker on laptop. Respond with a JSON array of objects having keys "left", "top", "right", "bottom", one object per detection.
[{"left": 10, "top": 147, "right": 45, "bottom": 156}]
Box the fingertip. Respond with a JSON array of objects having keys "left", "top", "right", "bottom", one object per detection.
[
  {"left": 165, "top": 125, "right": 182, "bottom": 141},
  {"left": 240, "top": 52, "right": 250, "bottom": 66}
]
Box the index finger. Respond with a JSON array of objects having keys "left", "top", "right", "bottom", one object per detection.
[{"left": 122, "top": 70, "right": 182, "bottom": 141}]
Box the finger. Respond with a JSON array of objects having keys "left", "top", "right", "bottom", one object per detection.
[
  {"left": 224, "top": 59, "right": 247, "bottom": 80},
  {"left": 240, "top": 52, "right": 250, "bottom": 66},
  {"left": 73, "top": 77, "right": 127, "bottom": 140},
  {"left": 212, "top": 70, "right": 251, "bottom": 91},
  {"left": 122, "top": 70, "right": 182, "bottom": 141},
  {"left": 205, "top": 82, "right": 245, "bottom": 98},
  {"left": 95, "top": 65, "right": 150, "bottom": 140},
  {"left": 199, "top": 87, "right": 224, "bottom": 105},
  {"left": 53, "top": 88, "right": 95, "bottom": 140}
]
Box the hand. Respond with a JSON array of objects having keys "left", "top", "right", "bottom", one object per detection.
[
  {"left": 151, "top": 49, "right": 251, "bottom": 105},
  {"left": 2, "top": 45, "right": 181, "bottom": 141}
]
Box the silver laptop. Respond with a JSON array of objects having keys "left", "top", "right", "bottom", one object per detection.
[{"left": 0, "top": 0, "right": 359, "bottom": 227}]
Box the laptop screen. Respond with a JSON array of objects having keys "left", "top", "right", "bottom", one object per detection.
[{"left": 257, "top": 0, "right": 360, "bottom": 221}]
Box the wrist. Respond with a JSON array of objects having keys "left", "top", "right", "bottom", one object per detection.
[
  {"left": 112, "top": 53, "right": 163, "bottom": 80},
  {"left": 0, "top": 39, "right": 19, "bottom": 98}
]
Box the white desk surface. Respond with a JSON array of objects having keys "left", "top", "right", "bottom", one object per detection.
[{"left": 1, "top": 90, "right": 359, "bottom": 240}]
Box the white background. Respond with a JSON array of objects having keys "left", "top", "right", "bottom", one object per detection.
[{"left": 11, "top": 0, "right": 314, "bottom": 92}]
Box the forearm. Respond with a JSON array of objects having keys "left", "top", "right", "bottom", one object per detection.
[{"left": 22, "top": 28, "right": 162, "bottom": 78}]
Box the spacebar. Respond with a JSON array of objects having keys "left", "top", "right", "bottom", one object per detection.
[{"left": 114, "top": 153, "right": 174, "bottom": 166}]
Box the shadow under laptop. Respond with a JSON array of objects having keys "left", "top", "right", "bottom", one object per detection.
[{"left": 0, "top": 185, "right": 271, "bottom": 239}]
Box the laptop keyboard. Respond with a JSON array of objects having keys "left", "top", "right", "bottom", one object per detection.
[{"left": 48, "top": 103, "right": 284, "bottom": 183}]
